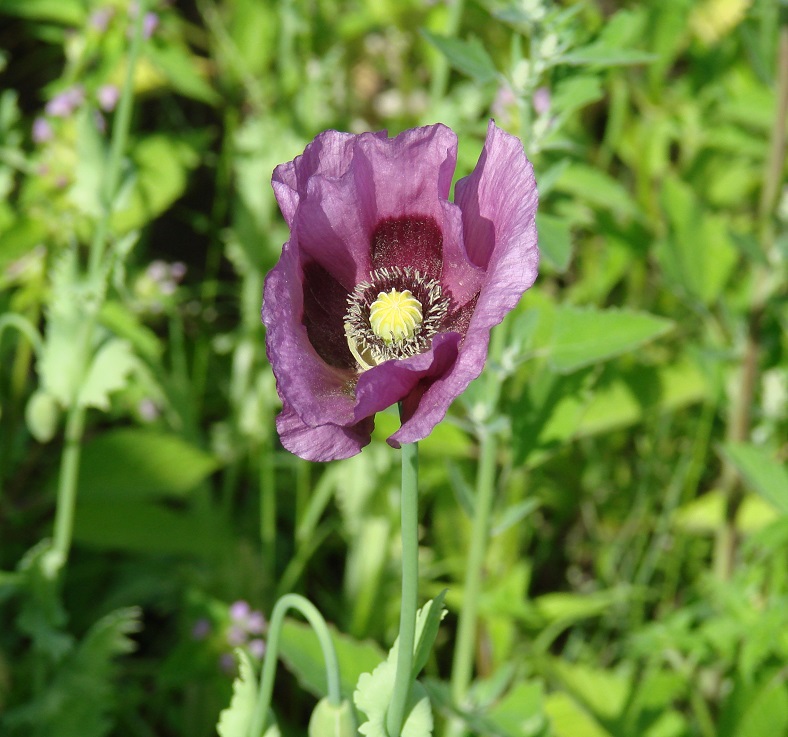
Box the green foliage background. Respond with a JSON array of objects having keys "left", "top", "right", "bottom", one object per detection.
[{"left": 0, "top": 0, "right": 786, "bottom": 735}]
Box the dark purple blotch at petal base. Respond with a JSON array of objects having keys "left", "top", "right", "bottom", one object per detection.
[
  {"left": 302, "top": 261, "right": 355, "bottom": 370},
  {"left": 371, "top": 216, "right": 443, "bottom": 282},
  {"left": 263, "top": 120, "right": 538, "bottom": 461}
]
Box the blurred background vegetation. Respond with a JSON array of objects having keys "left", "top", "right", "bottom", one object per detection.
[{"left": 0, "top": 0, "right": 786, "bottom": 736}]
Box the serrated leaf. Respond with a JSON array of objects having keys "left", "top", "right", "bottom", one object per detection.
[
  {"left": 15, "top": 542, "right": 72, "bottom": 662},
  {"left": 549, "top": 306, "right": 673, "bottom": 373},
  {"left": 4, "top": 607, "right": 140, "bottom": 737},
  {"left": 76, "top": 428, "right": 219, "bottom": 501},
  {"left": 354, "top": 662, "right": 433, "bottom": 737},
  {"left": 69, "top": 109, "right": 106, "bottom": 218},
  {"left": 353, "top": 598, "right": 444, "bottom": 737},
  {"left": 719, "top": 442, "right": 788, "bottom": 516},
  {"left": 421, "top": 31, "right": 498, "bottom": 84},
  {"left": 217, "top": 649, "right": 259, "bottom": 737},
  {"left": 39, "top": 252, "right": 89, "bottom": 408},
  {"left": 77, "top": 339, "right": 137, "bottom": 410}
]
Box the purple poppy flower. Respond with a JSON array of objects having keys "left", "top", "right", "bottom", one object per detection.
[{"left": 262, "top": 121, "right": 538, "bottom": 461}]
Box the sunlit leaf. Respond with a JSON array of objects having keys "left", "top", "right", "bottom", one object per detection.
[
  {"left": 421, "top": 31, "right": 498, "bottom": 84},
  {"left": 217, "top": 649, "right": 258, "bottom": 737},
  {"left": 549, "top": 306, "right": 673, "bottom": 373}
]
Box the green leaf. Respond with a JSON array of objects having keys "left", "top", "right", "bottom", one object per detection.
[
  {"left": 146, "top": 43, "right": 221, "bottom": 105},
  {"left": 672, "top": 489, "right": 778, "bottom": 535},
  {"left": 558, "top": 46, "right": 656, "bottom": 67},
  {"left": 719, "top": 442, "right": 788, "bottom": 516},
  {"left": 554, "top": 164, "right": 641, "bottom": 220},
  {"left": 551, "top": 76, "right": 603, "bottom": 118},
  {"left": 491, "top": 499, "right": 540, "bottom": 537},
  {"left": 77, "top": 339, "right": 138, "bottom": 410},
  {"left": 111, "top": 134, "right": 201, "bottom": 233},
  {"left": 354, "top": 663, "right": 433, "bottom": 737},
  {"left": 39, "top": 252, "right": 89, "bottom": 408},
  {"left": 353, "top": 598, "right": 445, "bottom": 737},
  {"left": 0, "top": 0, "right": 85, "bottom": 24},
  {"left": 536, "top": 213, "right": 572, "bottom": 272},
  {"left": 487, "top": 681, "right": 547, "bottom": 737},
  {"left": 656, "top": 175, "right": 737, "bottom": 305},
  {"left": 544, "top": 692, "right": 613, "bottom": 737},
  {"left": 547, "top": 660, "right": 629, "bottom": 721},
  {"left": 719, "top": 670, "right": 788, "bottom": 737},
  {"left": 0, "top": 217, "right": 47, "bottom": 272},
  {"left": 278, "top": 619, "right": 385, "bottom": 699},
  {"left": 15, "top": 541, "right": 71, "bottom": 662},
  {"left": 73, "top": 499, "right": 230, "bottom": 557},
  {"left": 76, "top": 428, "right": 219, "bottom": 501},
  {"left": 512, "top": 356, "right": 709, "bottom": 466},
  {"left": 549, "top": 306, "right": 673, "bottom": 373},
  {"left": 217, "top": 649, "right": 259, "bottom": 737},
  {"left": 412, "top": 593, "right": 447, "bottom": 678},
  {"left": 69, "top": 109, "right": 106, "bottom": 218},
  {"left": 3, "top": 608, "right": 140, "bottom": 737},
  {"left": 421, "top": 31, "right": 498, "bottom": 84},
  {"left": 99, "top": 300, "right": 162, "bottom": 360},
  {"left": 533, "top": 590, "right": 628, "bottom": 626}
]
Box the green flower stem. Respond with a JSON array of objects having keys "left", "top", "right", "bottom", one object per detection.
[
  {"left": 51, "top": 405, "right": 87, "bottom": 566},
  {"left": 249, "top": 593, "right": 342, "bottom": 737},
  {"left": 88, "top": 0, "right": 147, "bottom": 278},
  {"left": 49, "top": 6, "right": 146, "bottom": 571},
  {"left": 385, "top": 436, "right": 420, "bottom": 737},
  {"left": 449, "top": 427, "right": 497, "bottom": 709}
]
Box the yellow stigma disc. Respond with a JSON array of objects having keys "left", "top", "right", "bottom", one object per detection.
[{"left": 369, "top": 289, "right": 423, "bottom": 344}]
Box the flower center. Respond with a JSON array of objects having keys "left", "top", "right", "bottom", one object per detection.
[
  {"left": 369, "top": 289, "right": 423, "bottom": 343},
  {"left": 344, "top": 267, "right": 450, "bottom": 371}
]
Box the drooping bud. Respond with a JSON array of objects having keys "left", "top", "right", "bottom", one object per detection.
[{"left": 307, "top": 698, "right": 357, "bottom": 737}]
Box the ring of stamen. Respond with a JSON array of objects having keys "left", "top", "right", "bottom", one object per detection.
[{"left": 344, "top": 267, "right": 450, "bottom": 371}]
